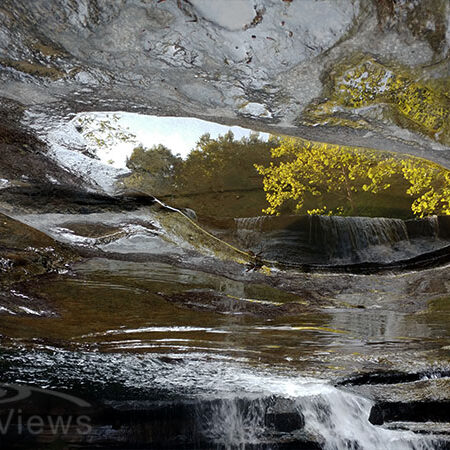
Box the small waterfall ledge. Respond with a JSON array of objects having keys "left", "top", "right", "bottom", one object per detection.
[{"left": 234, "top": 215, "right": 450, "bottom": 265}]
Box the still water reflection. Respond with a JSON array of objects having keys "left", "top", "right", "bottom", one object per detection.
[{"left": 1, "top": 258, "right": 448, "bottom": 378}]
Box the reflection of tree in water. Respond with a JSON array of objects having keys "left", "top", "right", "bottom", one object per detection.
[{"left": 122, "top": 132, "right": 450, "bottom": 219}]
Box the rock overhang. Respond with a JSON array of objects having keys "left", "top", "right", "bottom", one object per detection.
[{"left": 0, "top": 0, "right": 448, "bottom": 171}]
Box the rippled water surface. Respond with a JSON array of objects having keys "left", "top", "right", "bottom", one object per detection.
[
  {"left": 2, "top": 257, "right": 449, "bottom": 378},
  {"left": 1, "top": 210, "right": 449, "bottom": 449}
]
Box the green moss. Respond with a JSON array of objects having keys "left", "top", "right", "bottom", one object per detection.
[
  {"left": 427, "top": 296, "right": 450, "bottom": 314},
  {"left": 154, "top": 207, "right": 252, "bottom": 265},
  {"left": 0, "top": 57, "right": 67, "bottom": 80},
  {"left": 30, "top": 41, "right": 68, "bottom": 58}
]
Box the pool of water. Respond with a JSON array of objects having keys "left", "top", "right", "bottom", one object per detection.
[{"left": 1, "top": 213, "right": 449, "bottom": 449}]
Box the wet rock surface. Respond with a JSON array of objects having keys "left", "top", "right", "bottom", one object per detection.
[
  {"left": 0, "top": 1, "right": 449, "bottom": 448},
  {"left": 232, "top": 214, "right": 450, "bottom": 270},
  {"left": 0, "top": 100, "right": 87, "bottom": 189},
  {"left": 0, "top": 212, "right": 79, "bottom": 316},
  {"left": 334, "top": 370, "right": 450, "bottom": 446},
  {"left": 0, "top": 385, "right": 320, "bottom": 449},
  {"left": 0, "top": 183, "right": 449, "bottom": 447},
  {"left": 0, "top": 185, "right": 156, "bottom": 214},
  {"left": 0, "top": 0, "right": 448, "bottom": 168},
  {"left": 2, "top": 347, "right": 450, "bottom": 449}
]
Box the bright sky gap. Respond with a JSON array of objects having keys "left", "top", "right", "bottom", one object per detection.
[{"left": 82, "top": 112, "right": 269, "bottom": 168}]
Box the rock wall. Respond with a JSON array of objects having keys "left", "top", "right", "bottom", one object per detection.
[{"left": 0, "top": 0, "right": 449, "bottom": 177}]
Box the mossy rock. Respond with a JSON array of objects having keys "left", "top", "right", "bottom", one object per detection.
[{"left": 0, "top": 213, "right": 79, "bottom": 288}]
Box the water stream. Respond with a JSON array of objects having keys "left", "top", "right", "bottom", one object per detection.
[
  {"left": 234, "top": 215, "right": 449, "bottom": 265},
  {"left": 1, "top": 209, "right": 449, "bottom": 449},
  {"left": 1, "top": 346, "right": 443, "bottom": 450}
]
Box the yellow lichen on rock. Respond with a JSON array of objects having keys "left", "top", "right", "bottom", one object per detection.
[
  {"left": 332, "top": 59, "right": 449, "bottom": 144},
  {"left": 305, "top": 58, "right": 449, "bottom": 145},
  {"left": 259, "top": 265, "right": 272, "bottom": 276}
]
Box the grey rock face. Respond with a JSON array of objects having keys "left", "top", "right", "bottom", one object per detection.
[{"left": 0, "top": 0, "right": 449, "bottom": 169}]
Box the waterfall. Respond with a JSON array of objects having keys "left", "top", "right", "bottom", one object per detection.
[
  {"left": 233, "top": 214, "right": 448, "bottom": 265},
  {"left": 199, "top": 397, "right": 267, "bottom": 448},
  {"left": 405, "top": 216, "right": 440, "bottom": 239},
  {"left": 309, "top": 215, "right": 409, "bottom": 262},
  {"left": 234, "top": 216, "right": 270, "bottom": 249},
  {"left": 199, "top": 389, "right": 437, "bottom": 450},
  {"left": 4, "top": 349, "right": 446, "bottom": 449},
  {"left": 193, "top": 365, "right": 439, "bottom": 450},
  {"left": 299, "top": 390, "right": 435, "bottom": 450},
  {"left": 234, "top": 216, "right": 269, "bottom": 231}
]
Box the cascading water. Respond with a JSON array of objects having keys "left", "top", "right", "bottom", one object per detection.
[
  {"left": 233, "top": 214, "right": 449, "bottom": 265},
  {"left": 308, "top": 215, "right": 409, "bottom": 263},
  {"left": 298, "top": 389, "right": 436, "bottom": 450},
  {"left": 405, "top": 215, "right": 440, "bottom": 239},
  {"left": 234, "top": 216, "right": 270, "bottom": 249},
  {"left": 199, "top": 396, "right": 267, "bottom": 448},
  {"left": 200, "top": 386, "right": 439, "bottom": 450},
  {"left": 2, "top": 332, "right": 449, "bottom": 449},
  {"left": 3, "top": 209, "right": 449, "bottom": 449}
]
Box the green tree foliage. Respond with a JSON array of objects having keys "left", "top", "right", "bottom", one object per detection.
[
  {"left": 123, "top": 132, "right": 276, "bottom": 197},
  {"left": 122, "top": 132, "right": 278, "bottom": 218},
  {"left": 124, "top": 144, "right": 182, "bottom": 196},
  {"left": 122, "top": 132, "right": 450, "bottom": 218},
  {"left": 175, "top": 131, "right": 278, "bottom": 194},
  {"left": 255, "top": 137, "right": 450, "bottom": 217}
]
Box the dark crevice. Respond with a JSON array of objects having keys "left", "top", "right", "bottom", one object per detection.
[{"left": 337, "top": 369, "right": 450, "bottom": 387}]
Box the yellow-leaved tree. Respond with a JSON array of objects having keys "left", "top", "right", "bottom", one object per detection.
[
  {"left": 254, "top": 137, "right": 396, "bottom": 215},
  {"left": 400, "top": 159, "right": 450, "bottom": 217},
  {"left": 255, "top": 137, "right": 450, "bottom": 217}
]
